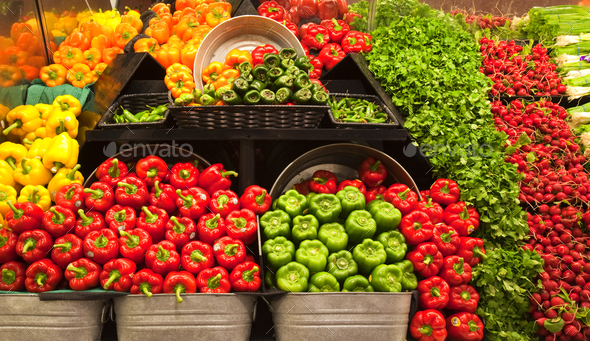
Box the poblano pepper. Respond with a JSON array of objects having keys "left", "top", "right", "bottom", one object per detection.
[
  {"left": 326, "top": 250, "right": 358, "bottom": 283},
  {"left": 295, "top": 239, "right": 329, "bottom": 272},
  {"left": 317, "top": 222, "right": 348, "bottom": 253},
  {"left": 308, "top": 271, "right": 340, "bottom": 292},
  {"left": 260, "top": 209, "right": 291, "bottom": 239}
]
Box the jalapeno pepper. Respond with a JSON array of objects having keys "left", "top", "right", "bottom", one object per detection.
[
  {"left": 248, "top": 80, "right": 266, "bottom": 93},
  {"left": 263, "top": 54, "right": 281, "bottom": 69},
  {"left": 268, "top": 67, "right": 284, "bottom": 82},
  {"left": 260, "top": 89, "right": 276, "bottom": 104},
  {"left": 272, "top": 75, "right": 293, "bottom": 92},
  {"left": 275, "top": 87, "right": 292, "bottom": 104},
  {"left": 243, "top": 90, "right": 261, "bottom": 105},
  {"left": 252, "top": 65, "right": 269, "bottom": 83},
  {"left": 293, "top": 88, "right": 312, "bottom": 104},
  {"left": 220, "top": 90, "right": 242, "bottom": 105}
]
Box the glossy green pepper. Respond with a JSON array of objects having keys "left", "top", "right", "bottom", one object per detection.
[
  {"left": 336, "top": 186, "right": 366, "bottom": 218},
  {"left": 276, "top": 262, "right": 309, "bottom": 292},
  {"left": 293, "top": 73, "right": 312, "bottom": 90},
  {"left": 243, "top": 90, "right": 261, "bottom": 105},
  {"left": 203, "top": 83, "right": 216, "bottom": 98},
  {"left": 232, "top": 77, "right": 250, "bottom": 97},
  {"left": 277, "top": 190, "right": 309, "bottom": 219},
  {"left": 239, "top": 73, "right": 254, "bottom": 83},
  {"left": 295, "top": 55, "right": 313, "bottom": 71},
  {"left": 326, "top": 250, "right": 358, "bottom": 283},
  {"left": 369, "top": 264, "right": 403, "bottom": 292},
  {"left": 353, "top": 239, "right": 387, "bottom": 275},
  {"left": 368, "top": 201, "right": 401, "bottom": 234},
  {"left": 293, "top": 88, "right": 312, "bottom": 104},
  {"left": 263, "top": 53, "right": 281, "bottom": 69},
  {"left": 306, "top": 192, "right": 317, "bottom": 202},
  {"left": 268, "top": 67, "right": 284, "bottom": 82},
  {"left": 262, "top": 236, "right": 296, "bottom": 269},
  {"left": 280, "top": 58, "right": 295, "bottom": 70},
  {"left": 376, "top": 230, "right": 407, "bottom": 263},
  {"left": 295, "top": 239, "right": 329, "bottom": 272},
  {"left": 278, "top": 48, "right": 298, "bottom": 61},
  {"left": 292, "top": 214, "right": 319, "bottom": 245},
  {"left": 252, "top": 65, "right": 270, "bottom": 83},
  {"left": 261, "top": 209, "right": 291, "bottom": 239},
  {"left": 308, "top": 271, "right": 340, "bottom": 292},
  {"left": 238, "top": 61, "right": 252, "bottom": 77},
  {"left": 220, "top": 89, "right": 242, "bottom": 105},
  {"left": 309, "top": 193, "right": 342, "bottom": 224},
  {"left": 248, "top": 80, "right": 266, "bottom": 93},
  {"left": 275, "top": 87, "right": 292, "bottom": 104},
  {"left": 395, "top": 260, "right": 418, "bottom": 290},
  {"left": 200, "top": 94, "right": 215, "bottom": 106},
  {"left": 342, "top": 275, "right": 374, "bottom": 292},
  {"left": 260, "top": 89, "right": 276, "bottom": 104},
  {"left": 284, "top": 65, "right": 300, "bottom": 76},
  {"left": 310, "top": 90, "right": 329, "bottom": 105},
  {"left": 318, "top": 222, "right": 348, "bottom": 253},
  {"left": 345, "top": 210, "right": 376, "bottom": 244},
  {"left": 272, "top": 75, "right": 294, "bottom": 92},
  {"left": 265, "top": 270, "right": 277, "bottom": 289}
]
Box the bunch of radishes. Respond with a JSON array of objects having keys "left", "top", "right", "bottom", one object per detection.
[
  {"left": 450, "top": 10, "right": 510, "bottom": 30},
  {"left": 480, "top": 38, "right": 567, "bottom": 97}
]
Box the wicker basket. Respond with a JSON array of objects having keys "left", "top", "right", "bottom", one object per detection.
[{"left": 97, "top": 93, "right": 170, "bottom": 129}]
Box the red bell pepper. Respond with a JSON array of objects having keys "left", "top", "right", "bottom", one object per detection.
[
  {"left": 197, "top": 213, "right": 226, "bottom": 245},
  {"left": 341, "top": 30, "right": 366, "bottom": 54},
  {"left": 298, "top": 0, "right": 318, "bottom": 19},
  {"left": 239, "top": 185, "right": 272, "bottom": 215},
  {"left": 399, "top": 211, "right": 434, "bottom": 245},
  {"left": 130, "top": 268, "right": 163, "bottom": 297},
  {"left": 83, "top": 182, "right": 115, "bottom": 213},
  {"left": 119, "top": 228, "right": 153, "bottom": 264},
  {"left": 0, "top": 228, "right": 17, "bottom": 264},
  {"left": 292, "top": 179, "right": 311, "bottom": 195},
  {"left": 75, "top": 210, "right": 107, "bottom": 240},
  {"left": 418, "top": 276, "right": 450, "bottom": 310},
  {"left": 51, "top": 233, "right": 84, "bottom": 269},
  {"left": 407, "top": 242, "right": 443, "bottom": 278},
  {"left": 309, "top": 170, "right": 338, "bottom": 194},
  {"left": 25, "top": 259, "right": 63, "bottom": 293},
  {"left": 251, "top": 44, "right": 279, "bottom": 66},
  {"left": 320, "top": 18, "right": 349, "bottom": 43},
  {"left": 100, "top": 258, "right": 136, "bottom": 291},
  {"left": 226, "top": 209, "right": 258, "bottom": 245},
  {"left": 301, "top": 42, "right": 310, "bottom": 55},
  {"left": 83, "top": 228, "right": 119, "bottom": 265},
  {"left": 337, "top": 179, "right": 366, "bottom": 195},
  {"left": 116, "top": 176, "right": 149, "bottom": 210},
  {"left": 65, "top": 258, "right": 102, "bottom": 291},
  {"left": 5, "top": 201, "right": 43, "bottom": 234},
  {"left": 430, "top": 224, "right": 460, "bottom": 257},
  {"left": 169, "top": 162, "right": 199, "bottom": 189},
  {"left": 317, "top": 0, "right": 338, "bottom": 20},
  {"left": 16, "top": 229, "right": 53, "bottom": 263},
  {"left": 420, "top": 190, "right": 431, "bottom": 201},
  {"left": 358, "top": 157, "right": 387, "bottom": 187},
  {"left": 336, "top": 0, "right": 347, "bottom": 16},
  {"left": 362, "top": 33, "right": 372, "bottom": 52},
  {"left": 430, "top": 179, "right": 461, "bottom": 206},
  {"left": 456, "top": 237, "right": 486, "bottom": 266},
  {"left": 137, "top": 205, "right": 169, "bottom": 243},
  {"left": 55, "top": 183, "right": 85, "bottom": 212},
  {"left": 163, "top": 271, "right": 197, "bottom": 303},
  {"left": 410, "top": 309, "right": 448, "bottom": 341},
  {"left": 175, "top": 187, "right": 210, "bottom": 221},
  {"left": 343, "top": 12, "right": 361, "bottom": 25},
  {"left": 365, "top": 185, "right": 386, "bottom": 203},
  {"left": 0, "top": 261, "right": 26, "bottom": 291},
  {"left": 282, "top": 20, "right": 299, "bottom": 38},
  {"left": 299, "top": 22, "right": 316, "bottom": 37},
  {"left": 245, "top": 253, "right": 256, "bottom": 263},
  {"left": 446, "top": 312, "right": 484, "bottom": 341},
  {"left": 96, "top": 158, "right": 128, "bottom": 187},
  {"left": 105, "top": 205, "right": 136, "bottom": 234},
  {"left": 257, "top": 1, "right": 286, "bottom": 21},
  {"left": 285, "top": 4, "right": 300, "bottom": 24},
  {"left": 198, "top": 164, "right": 238, "bottom": 195},
  {"left": 145, "top": 240, "right": 181, "bottom": 276},
  {"left": 447, "top": 284, "right": 479, "bottom": 313},
  {"left": 213, "top": 236, "right": 246, "bottom": 270},
  {"left": 149, "top": 181, "right": 178, "bottom": 215},
  {"left": 443, "top": 202, "right": 480, "bottom": 236},
  {"left": 417, "top": 199, "right": 444, "bottom": 224},
  {"left": 439, "top": 256, "right": 472, "bottom": 286},
  {"left": 209, "top": 190, "right": 240, "bottom": 218},
  {"left": 181, "top": 241, "right": 215, "bottom": 276},
  {"left": 302, "top": 24, "right": 330, "bottom": 50},
  {"left": 42, "top": 206, "right": 76, "bottom": 239},
  {"left": 165, "top": 216, "right": 197, "bottom": 252},
  {"left": 318, "top": 43, "right": 345, "bottom": 71},
  {"left": 384, "top": 184, "right": 419, "bottom": 216},
  {"left": 136, "top": 156, "right": 169, "bottom": 187},
  {"left": 197, "top": 266, "right": 231, "bottom": 293},
  {"left": 308, "top": 56, "right": 323, "bottom": 79},
  {"left": 230, "top": 261, "right": 261, "bottom": 292}
]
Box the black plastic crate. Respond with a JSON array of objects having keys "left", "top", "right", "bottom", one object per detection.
[
  {"left": 327, "top": 93, "right": 400, "bottom": 129},
  {"left": 97, "top": 92, "right": 170, "bottom": 129}
]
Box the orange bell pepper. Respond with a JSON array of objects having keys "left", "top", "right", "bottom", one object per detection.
[
  {"left": 5, "top": 46, "right": 29, "bottom": 66},
  {"left": 150, "top": 12, "right": 173, "bottom": 31},
  {"left": 0, "top": 36, "right": 15, "bottom": 50},
  {"left": 145, "top": 21, "right": 170, "bottom": 45},
  {"left": 102, "top": 46, "right": 123, "bottom": 65},
  {"left": 134, "top": 38, "right": 160, "bottom": 57},
  {"left": 66, "top": 63, "right": 97, "bottom": 88},
  {"left": 205, "top": 9, "right": 230, "bottom": 27},
  {"left": 166, "top": 36, "right": 185, "bottom": 50},
  {"left": 175, "top": 0, "right": 196, "bottom": 11},
  {"left": 40, "top": 64, "right": 67, "bottom": 87},
  {"left": 202, "top": 61, "right": 228, "bottom": 84},
  {"left": 64, "top": 29, "right": 90, "bottom": 51},
  {"left": 215, "top": 100, "right": 226, "bottom": 105},
  {"left": 93, "top": 63, "right": 108, "bottom": 77},
  {"left": 175, "top": 17, "right": 201, "bottom": 42},
  {"left": 193, "top": 25, "right": 212, "bottom": 39},
  {"left": 113, "top": 23, "right": 138, "bottom": 49},
  {"left": 19, "top": 65, "right": 38, "bottom": 82},
  {"left": 80, "top": 21, "right": 103, "bottom": 40},
  {"left": 151, "top": 3, "right": 171, "bottom": 15},
  {"left": 0, "top": 65, "right": 22, "bottom": 87},
  {"left": 180, "top": 43, "right": 199, "bottom": 68},
  {"left": 83, "top": 48, "right": 102, "bottom": 69},
  {"left": 173, "top": 8, "right": 199, "bottom": 25},
  {"left": 10, "top": 23, "right": 33, "bottom": 42},
  {"left": 58, "top": 46, "right": 85, "bottom": 68},
  {"left": 208, "top": 2, "right": 232, "bottom": 14},
  {"left": 212, "top": 68, "right": 239, "bottom": 89},
  {"left": 120, "top": 14, "right": 143, "bottom": 33},
  {"left": 91, "top": 34, "right": 112, "bottom": 51},
  {"left": 165, "top": 71, "right": 195, "bottom": 98},
  {"left": 166, "top": 63, "right": 193, "bottom": 76},
  {"left": 155, "top": 45, "right": 181, "bottom": 68},
  {"left": 15, "top": 31, "right": 39, "bottom": 55},
  {"left": 26, "top": 56, "right": 45, "bottom": 69},
  {"left": 224, "top": 49, "right": 252, "bottom": 69}
]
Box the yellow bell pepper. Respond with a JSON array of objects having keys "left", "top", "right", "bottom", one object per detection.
[
  {"left": 0, "top": 104, "right": 9, "bottom": 122},
  {"left": 0, "top": 160, "right": 15, "bottom": 187},
  {"left": 22, "top": 127, "right": 47, "bottom": 146},
  {"left": 46, "top": 111, "right": 78, "bottom": 139},
  {"left": 2, "top": 105, "right": 43, "bottom": 137},
  {"left": 0, "top": 212, "right": 4, "bottom": 227},
  {"left": 18, "top": 185, "right": 51, "bottom": 212},
  {"left": 13, "top": 157, "right": 53, "bottom": 186},
  {"left": 34, "top": 103, "right": 55, "bottom": 124},
  {"left": 0, "top": 184, "right": 17, "bottom": 218},
  {"left": 47, "top": 164, "right": 83, "bottom": 201},
  {"left": 27, "top": 137, "right": 53, "bottom": 160},
  {"left": 53, "top": 95, "right": 81, "bottom": 117},
  {"left": 43, "top": 133, "right": 79, "bottom": 172},
  {"left": 0, "top": 141, "right": 27, "bottom": 170}
]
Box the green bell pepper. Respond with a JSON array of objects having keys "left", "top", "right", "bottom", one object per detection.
[
  {"left": 280, "top": 58, "right": 295, "bottom": 70},
  {"left": 309, "top": 193, "right": 342, "bottom": 224},
  {"left": 306, "top": 192, "right": 317, "bottom": 202},
  {"left": 368, "top": 201, "right": 401, "bottom": 234},
  {"left": 260, "top": 89, "right": 276, "bottom": 104},
  {"left": 268, "top": 67, "right": 284, "bottom": 82},
  {"left": 295, "top": 55, "right": 313, "bottom": 71},
  {"left": 276, "top": 262, "right": 309, "bottom": 292},
  {"left": 272, "top": 199, "right": 279, "bottom": 211},
  {"left": 365, "top": 199, "right": 383, "bottom": 212},
  {"left": 376, "top": 231, "right": 407, "bottom": 263},
  {"left": 318, "top": 222, "right": 348, "bottom": 253},
  {"left": 352, "top": 239, "right": 387, "bottom": 275},
  {"left": 295, "top": 239, "right": 329, "bottom": 272},
  {"left": 310, "top": 90, "right": 329, "bottom": 105},
  {"left": 336, "top": 186, "right": 366, "bottom": 218},
  {"left": 275, "top": 87, "right": 292, "bottom": 104},
  {"left": 369, "top": 264, "right": 403, "bottom": 292},
  {"left": 308, "top": 271, "right": 340, "bottom": 292},
  {"left": 261, "top": 209, "right": 291, "bottom": 239},
  {"left": 263, "top": 53, "right": 281, "bottom": 69},
  {"left": 248, "top": 79, "right": 266, "bottom": 93},
  {"left": 279, "top": 48, "right": 298, "bottom": 61},
  {"left": 342, "top": 275, "right": 374, "bottom": 292},
  {"left": 293, "top": 88, "right": 312, "bottom": 104},
  {"left": 326, "top": 250, "right": 358, "bottom": 283},
  {"left": 238, "top": 61, "right": 252, "bottom": 77},
  {"left": 232, "top": 77, "right": 250, "bottom": 97},
  {"left": 200, "top": 94, "right": 215, "bottom": 106},
  {"left": 243, "top": 90, "right": 261, "bottom": 105},
  {"left": 345, "top": 210, "right": 376, "bottom": 244},
  {"left": 262, "top": 236, "right": 296, "bottom": 269},
  {"left": 293, "top": 73, "right": 312, "bottom": 90},
  {"left": 272, "top": 75, "right": 294, "bottom": 92},
  {"left": 252, "top": 65, "right": 270, "bottom": 83},
  {"left": 220, "top": 89, "right": 242, "bottom": 105},
  {"left": 265, "top": 270, "right": 277, "bottom": 289},
  {"left": 395, "top": 260, "right": 418, "bottom": 290},
  {"left": 292, "top": 214, "right": 319, "bottom": 245},
  {"left": 203, "top": 83, "right": 216, "bottom": 98},
  {"left": 276, "top": 189, "right": 309, "bottom": 219}
]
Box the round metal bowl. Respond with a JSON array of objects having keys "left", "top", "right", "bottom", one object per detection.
[
  {"left": 193, "top": 15, "right": 304, "bottom": 91},
  {"left": 269, "top": 143, "right": 421, "bottom": 200}
]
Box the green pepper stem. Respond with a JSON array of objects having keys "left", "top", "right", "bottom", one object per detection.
[
  {"left": 175, "top": 285, "right": 184, "bottom": 303},
  {"left": 50, "top": 207, "right": 64, "bottom": 224},
  {"left": 146, "top": 168, "right": 158, "bottom": 178},
  {"left": 176, "top": 189, "right": 191, "bottom": 202},
  {"left": 64, "top": 186, "right": 75, "bottom": 200},
  {"left": 66, "top": 264, "right": 85, "bottom": 275},
  {"left": 208, "top": 273, "right": 221, "bottom": 289},
  {"left": 103, "top": 271, "right": 120, "bottom": 290},
  {"left": 53, "top": 242, "right": 72, "bottom": 252},
  {"left": 473, "top": 247, "right": 487, "bottom": 261},
  {"left": 179, "top": 169, "right": 191, "bottom": 180},
  {"left": 191, "top": 249, "right": 207, "bottom": 263},
  {"left": 154, "top": 181, "right": 162, "bottom": 197},
  {"left": 454, "top": 258, "right": 465, "bottom": 275},
  {"left": 78, "top": 209, "right": 94, "bottom": 226},
  {"left": 22, "top": 238, "right": 35, "bottom": 253},
  {"left": 468, "top": 320, "right": 479, "bottom": 332},
  {"left": 83, "top": 188, "right": 104, "bottom": 199},
  {"left": 109, "top": 159, "right": 120, "bottom": 178},
  {"left": 418, "top": 324, "right": 433, "bottom": 336},
  {"left": 206, "top": 214, "right": 220, "bottom": 229},
  {"left": 67, "top": 164, "right": 81, "bottom": 180},
  {"left": 28, "top": 187, "right": 40, "bottom": 204},
  {"left": 242, "top": 266, "right": 259, "bottom": 282},
  {"left": 5, "top": 157, "right": 16, "bottom": 170},
  {"left": 2, "top": 269, "right": 15, "bottom": 285},
  {"left": 36, "top": 274, "right": 46, "bottom": 287},
  {"left": 369, "top": 160, "right": 381, "bottom": 172},
  {"left": 398, "top": 188, "right": 410, "bottom": 200},
  {"left": 313, "top": 177, "right": 326, "bottom": 185},
  {"left": 225, "top": 243, "right": 238, "bottom": 256},
  {"left": 217, "top": 194, "right": 229, "bottom": 207},
  {"left": 220, "top": 170, "right": 238, "bottom": 178},
  {"left": 141, "top": 206, "right": 158, "bottom": 224},
  {"left": 94, "top": 234, "right": 108, "bottom": 249},
  {"left": 460, "top": 290, "right": 471, "bottom": 301},
  {"left": 441, "top": 181, "right": 449, "bottom": 194},
  {"left": 170, "top": 216, "right": 186, "bottom": 234},
  {"left": 120, "top": 230, "right": 139, "bottom": 248},
  {"left": 20, "top": 158, "right": 31, "bottom": 175},
  {"left": 157, "top": 245, "right": 170, "bottom": 262},
  {"left": 3, "top": 121, "right": 20, "bottom": 135},
  {"left": 118, "top": 182, "right": 137, "bottom": 194},
  {"left": 255, "top": 190, "right": 267, "bottom": 205},
  {"left": 142, "top": 285, "right": 153, "bottom": 297},
  {"left": 7, "top": 201, "right": 23, "bottom": 220}
]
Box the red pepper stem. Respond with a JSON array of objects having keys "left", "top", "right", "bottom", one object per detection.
[
  {"left": 454, "top": 258, "right": 465, "bottom": 274},
  {"left": 83, "top": 188, "right": 104, "bottom": 199},
  {"left": 36, "top": 273, "right": 47, "bottom": 287},
  {"left": 220, "top": 170, "right": 238, "bottom": 178},
  {"left": 94, "top": 234, "right": 108, "bottom": 249},
  {"left": 217, "top": 194, "right": 229, "bottom": 207},
  {"left": 468, "top": 320, "right": 479, "bottom": 332},
  {"left": 142, "top": 285, "right": 153, "bottom": 298},
  {"left": 157, "top": 245, "right": 170, "bottom": 262},
  {"left": 22, "top": 238, "right": 35, "bottom": 253},
  {"left": 179, "top": 169, "right": 190, "bottom": 180},
  {"left": 418, "top": 324, "right": 433, "bottom": 337},
  {"left": 142, "top": 206, "right": 157, "bottom": 223},
  {"left": 424, "top": 198, "right": 434, "bottom": 208},
  {"left": 441, "top": 181, "right": 449, "bottom": 194},
  {"left": 225, "top": 243, "right": 238, "bottom": 256},
  {"left": 255, "top": 190, "right": 267, "bottom": 205},
  {"left": 191, "top": 249, "right": 207, "bottom": 262},
  {"left": 413, "top": 222, "right": 422, "bottom": 231},
  {"left": 460, "top": 206, "right": 470, "bottom": 220},
  {"left": 78, "top": 209, "right": 93, "bottom": 225},
  {"left": 332, "top": 18, "right": 342, "bottom": 30},
  {"left": 20, "top": 158, "right": 31, "bottom": 175},
  {"left": 2, "top": 269, "right": 15, "bottom": 284},
  {"left": 120, "top": 230, "right": 139, "bottom": 248},
  {"left": 109, "top": 159, "right": 120, "bottom": 178},
  {"left": 154, "top": 181, "right": 162, "bottom": 197},
  {"left": 423, "top": 253, "right": 432, "bottom": 265},
  {"left": 2, "top": 121, "right": 21, "bottom": 136},
  {"left": 242, "top": 267, "right": 259, "bottom": 282},
  {"left": 460, "top": 290, "right": 471, "bottom": 301},
  {"left": 430, "top": 286, "right": 440, "bottom": 297},
  {"left": 7, "top": 201, "right": 23, "bottom": 219},
  {"left": 53, "top": 242, "right": 72, "bottom": 252},
  {"left": 118, "top": 182, "right": 137, "bottom": 194},
  {"left": 175, "top": 284, "right": 185, "bottom": 303},
  {"left": 176, "top": 189, "right": 191, "bottom": 202},
  {"left": 313, "top": 177, "right": 326, "bottom": 185},
  {"left": 67, "top": 264, "right": 85, "bottom": 275},
  {"left": 208, "top": 273, "right": 221, "bottom": 289},
  {"left": 103, "top": 270, "right": 120, "bottom": 290},
  {"left": 369, "top": 160, "right": 381, "bottom": 172},
  {"left": 50, "top": 207, "right": 64, "bottom": 224},
  {"left": 64, "top": 186, "right": 75, "bottom": 200},
  {"left": 146, "top": 168, "right": 158, "bottom": 178},
  {"left": 398, "top": 188, "right": 410, "bottom": 200},
  {"left": 440, "top": 231, "right": 453, "bottom": 243},
  {"left": 206, "top": 214, "right": 220, "bottom": 229},
  {"left": 67, "top": 164, "right": 81, "bottom": 180},
  {"left": 5, "top": 157, "right": 16, "bottom": 170},
  {"left": 170, "top": 216, "right": 186, "bottom": 234},
  {"left": 473, "top": 247, "right": 487, "bottom": 260},
  {"left": 29, "top": 187, "right": 40, "bottom": 204}
]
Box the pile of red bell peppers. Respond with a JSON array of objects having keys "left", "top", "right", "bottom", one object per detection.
[{"left": 0, "top": 156, "right": 270, "bottom": 302}]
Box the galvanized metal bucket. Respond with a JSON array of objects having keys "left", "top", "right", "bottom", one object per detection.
[
  {"left": 269, "top": 292, "right": 413, "bottom": 341},
  {"left": 114, "top": 293, "right": 256, "bottom": 341},
  {"left": 0, "top": 294, "right": 107, "bottom": 341}
]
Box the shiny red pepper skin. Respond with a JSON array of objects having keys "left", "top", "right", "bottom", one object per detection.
[
  {"left": 16, "top": 229, "right": 53, "bottom": 263},
  {"left": 298, "top": 0, "right": 318, "bottom": 19},
  {"left": 75, "top": 210, "right": 107, "bottom": 240},
  {"left": 209, "top": 190, "right": 240, "bottom": 218},
  {"left": 446, "top": 312, "right": 484, "bottom": 341},
  {"left": 42, "top": 205, "right": 76, "bottom": 239},
  {"left": 407, "top": 242, "right": 443, "bottom": 278},
  {"left": 55, "top": 183, "right": 85, "bottom": 212},
  {"left": 105, "top": 205, "right": 137, "bottom": 234},
  {"left": 430, "top": 179, "right": 461, "bottom": 206},
  {"left": 308, "top": 56, "right": 323, "bottom": 79},
  {"left": 149, "top": 181, "right": 178, "bottom": 215},
  {"left": 302, "top": 24, "right": 331, "bottom": 50},
  {"left": 0, "top": 228, "right": 18, "bottom": 264},
  {"left": 230, "top": 261, "right": 261, "bottom": 292},
  {"left": 455, "top": 237, "right": 486, "bottom": 267},
  {"left": 0, "top": 261, "right": 26, "bottom": 291},
  {"left": 225, "top": 209, "right": 258, "bottom": 245},
  {"left": 181, "top": 241, "right": 215, "bottom": 276},
  {"left": 447, "top": 284, "right": 480, "bottom": 313},
  {"left": 145, "top": 240, "right": 181, "bottom": 276},
  {"left": 100, "top": 258, "right": 136, "bottom": 291},
  {"left": 197, "top": 213, "right": 226, "bottom": 245},
  {"left": 443, "top": 202, "right": 480, "bottom": 236},
  {"left": 175, "top": 187, "right": 210, "bottom": 221},
  {"left": 282, "top": 19, "right": 299, "bottom": 38},
  {"left": 343, "top": 12, "right": 361, "bottom": 25},
  {"left": 119, "top": 228, "right": 153, "bottom": 264},
  {"left": 399, "top": 211, "right": 434, "bottom": 245},
  {"left": 83, "top": 182, "right": 115, "bottom": 213},
  {"left": 420, "top": 190, "right": 431, "bottom": 201},
  {"left": 165, "top": 216, "right": 197, "bottom": 252},
  {"left": 137, "top": 205, "right": 169, "bottom": 243},
  {"left": 320, "top": 18, "right": 349, "bottom": 44},
  {"left": 317, "top": 0, "right": 338, "bottom": 20},
  {"left": 239, "top": 185, "right": 272, "bottom": 215},
  {"left": 64, "top": 258, "right": 102, "bottom": 291},
  {"left": 198, "top": 164, "right": 238, "bottom": 196},
  {"left": 365, "top": 185, "right": 386, "bottom": 203},
  {"left": 130, "top": 269, "right": 163, "bottom": 297},
  {"left": 309, "top": 170, "right": 338, "bottom": 194},
  {"left": 409, "top": 309, "right": 448, "bottom": 341},
  {"left": 416, "top": 199, "right": 444, "bottom": 224},
  {"left": 136, "top": 156, "right": 170, "bottom": 187},
  {"left": 292, "top": 179, "right": 311, "bottom": 195},
  {"left": 301, "top": 42, "right": 309, "bottom": 55},
  {"left": 116, "top": 176, "right": 149, "bottom": 210},
  {"left": 197, "top": 266, "right": 231, "bottom": 293},
  {"left": 438, "top": 256, "right": 472, "bottom": 286},
  {"left": 384, "top": 184, "right": 419, "bottom": 216},
  {"left": 6, "top": 201, "right": 44, "bottom": 234},
  {"left": 213, "top": 236, "right": 247, "bottom": 270},
  {"left": 257, "top": 1, "right": 286, "bottom": 21},
  {"left": 358, "top": 157, "right": 387, "bottom": 187},
  {"left": 163, "top": 271, "right": 197, "bottom": 303},
  {"left": 430, "top": 223, "right": 460, "bottom": 257},
  {"left": 337, "top": 179, "right": 366, "bottom": 195},
  {"left": 25, "top": 259, "right": 63, "bottom": 293},
  {"left": 169, "top": 162, "right": 199, "bottom": 189},
  {"left": 299, "top": 22, "right": 316, "bottom": 37},
  {"left": 341, "top": 30, "right": 366, "bottom": 54},
  {"left": 83, "top": 228, "right": 120, "bottom": 265},
  {"left": 51, "top": 233, "right": 84, "bottom": 269},
  {"left": 418, "top": 276, "right": 450, "bottom": 310},
  {"left": 251, "top": 44, "right": 279, "bottom": 66},
  {"left": 96, "top": 158, "right": 129, "bottom": 187},
  {"left": 318, "top": 43, "right": 345, "bottom": 70}
]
